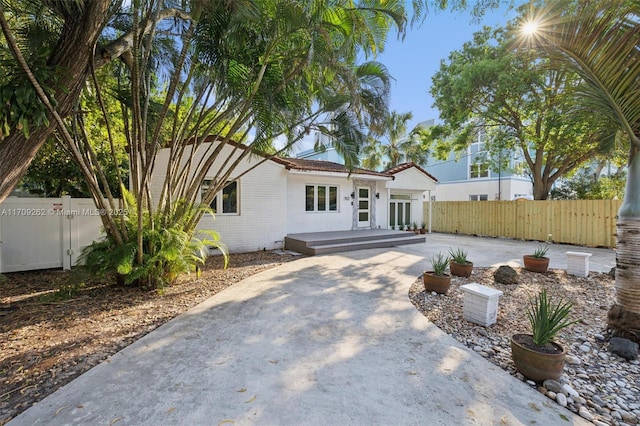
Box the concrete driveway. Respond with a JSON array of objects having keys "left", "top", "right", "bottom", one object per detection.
[{"left": 11, "top": 234, "right": 612, "bottom": 425}]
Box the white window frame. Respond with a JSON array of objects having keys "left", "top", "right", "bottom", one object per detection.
[
  {"left": 305, "top": 184, "right": 339, "bottom": 213},
  {"left": 469, "top": 194, "right": 489, "bottom": 201},
  {"left": 469, "top": 162, "right": 489, "bottom": 179},
  {"left": 201, "top": 179, "right": 240, "bottom": 215}
]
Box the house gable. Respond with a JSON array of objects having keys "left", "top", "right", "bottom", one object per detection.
[{"left": 385, "top": 163, "right": 437, "bottom": 192}]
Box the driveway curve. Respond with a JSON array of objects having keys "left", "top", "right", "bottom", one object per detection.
[{"left": 11, "top": 237, "right": 600, "bottom": 425}]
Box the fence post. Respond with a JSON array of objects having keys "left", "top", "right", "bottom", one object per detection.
[{"left": 62, "top": 195, "right": 73, "bottom": 270}]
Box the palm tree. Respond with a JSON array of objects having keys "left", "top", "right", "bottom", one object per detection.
[
  {"left": 382, "top": 111, "right": 413, "bottom": 167},
  {"left": 401, "top": 127, "right": 431, "bottom": 165},
  {"left": 524, "top": 0, "right": 640, "bottom": 340},
  {"left": 362, "top": 136, "right": 384, "bottom": 170}
]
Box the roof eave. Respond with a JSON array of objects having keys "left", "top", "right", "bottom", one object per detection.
[{"left": 287, "top": 169, "right": 393, "bottom": 180}]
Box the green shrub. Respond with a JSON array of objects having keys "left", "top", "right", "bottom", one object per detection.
[{"left": 79, "top": 198, "right": 227, "bottom": 290}]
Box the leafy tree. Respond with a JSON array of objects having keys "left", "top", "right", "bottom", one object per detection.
[
  {"left": 429, "top": 26, "right": 615, "bottom": 199},
  {"left": 0, "top": 0, "right": 186, "bottom": 202},
  {"left": 524, "top": 0, "right": 640, "bottom": 340},
  {"left": 17, "top": 64, "right": 129, "bottom": 197},
  {"left": 550, "top": 169, "right": 626, "bottom": 200},
  {"left": 550, "top": 153, "right": 626, "bottom": 200},
  {"left": 365, "top": 110, "right": 431, "bottom": 169}
]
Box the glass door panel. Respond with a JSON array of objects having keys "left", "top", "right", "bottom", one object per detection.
[{"left": 357, "top": 187, "right": 370, "bottom": 227}]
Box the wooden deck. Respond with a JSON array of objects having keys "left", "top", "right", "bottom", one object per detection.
[{"left": 284, "top": 229, "right": 426, "bottom": 255}]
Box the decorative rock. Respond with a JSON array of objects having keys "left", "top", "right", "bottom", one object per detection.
[
  {"left": 592, "top": 395, "right": 606, "bottom": 407},
  {"left": 547, "top": 391, "right": 557, "bottom": 400},
  {"left": 566, "top": 355, "right": 582, "bottom": 365},
  {"left": 608, "top": 337, "right": 639, "bottom": 361},
  {"left": 561, "top": 383, "right": 579, "bottom": 398},
  {"left": 619, "top": 409, "right": 637, "bottom": 424},
  {"left": 593, "top": 421, "right": 609, "bottom": 426},
  {"left": 579, "top": 344, "right": 591, "bottom": 353},
  {"left": 579, "top": 406, "right": 594, "bottom": 421},
  {"left": 543, "top": 379, "right": 565, "bottom": 394},
  {"left": 556, "top": 392, "right": 568, "bottom": 407},
  {"left": 526, "top": 380, "right": 536, "bottom": 386},
  {"left": 493, "top": 265, "right": 518, "bottom": 284},
  {"left": 537, "top": 386, "right": 547, "bottom": 395}
]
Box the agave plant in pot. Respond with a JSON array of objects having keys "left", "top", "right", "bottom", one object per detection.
[
  {"left": 448, "top": 247, "right": 473, "bottom": 278},
  {"left": 423, "top": 252, "right": 451, "bottom": 294},
  {"left": 511, "top": 289, "right": 579, "bottom": 382},
  {"left": 523, "top": 243, "right": 550, "bottom": 273}
]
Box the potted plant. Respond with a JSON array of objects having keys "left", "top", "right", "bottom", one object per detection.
[
  {"left": 412, "top": 222, "right": 419, "bottom": 234},
  {"left": 420, "top": 221, "right": 427, "bottom": 234},
  {"left": 423, "top": 252, "right": 451, "bottom": 294},
  {"left": 448, "top": 247, "right": 473, "bottom": 278},
  {"left": 511, "top": 289, "right": 579, "bottom": 382},
  {"left": 523, "top": 244, "right": 550, "bottom": 273}
]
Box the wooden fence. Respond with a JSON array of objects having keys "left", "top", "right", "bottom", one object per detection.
[{"left": 426, "top": 200, "right": 622, "bottom": 248}]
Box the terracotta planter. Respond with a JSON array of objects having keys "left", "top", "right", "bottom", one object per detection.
[
  {"left": 450, "top": 261, "right": 473, "bottom": 278},
  {"left": 511, "top": 334, "right": 566, "bottom": 382},
  {"left": 423, "top": 272, "right": 451, "bottom": 294},
  {"left": 419, "top": 228, "right": 426, "bottom": 234},
  {"left": 523, "top": 255, "right": 550, "bottom": 273}
]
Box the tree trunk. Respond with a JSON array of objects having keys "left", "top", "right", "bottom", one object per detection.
[
  {"left": 0, "top": 1, "right": 111, "bottom": 202},
  {"left": 609, "top": 151, "right": 640, "bottom": 343}
]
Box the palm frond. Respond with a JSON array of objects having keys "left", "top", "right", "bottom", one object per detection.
[{"left": 528, "top": 1, "right": 640, "bottom": 145}]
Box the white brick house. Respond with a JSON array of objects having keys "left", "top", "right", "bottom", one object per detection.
[{"left": 152, "top": 140, "right": 437, "bottom": 253}]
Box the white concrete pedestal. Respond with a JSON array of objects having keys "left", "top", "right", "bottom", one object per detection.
[
  {"left": 460, "top": 283, "right": 503, "bottom": 326},
  {"left": 566, "top": 251, "right": 592, "bottom": 277}
]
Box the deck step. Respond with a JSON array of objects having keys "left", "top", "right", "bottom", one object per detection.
[{"left": 284, "top": 230, "right": 426, "bottom": 256}]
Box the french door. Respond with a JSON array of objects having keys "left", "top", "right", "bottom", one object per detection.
[{"left": 389, "top": 194, "right": 411, "bottom": 229}]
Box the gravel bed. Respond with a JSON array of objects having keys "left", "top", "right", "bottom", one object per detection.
[{"left": 409, "top": 267, "right": 640, "bottom": 426}]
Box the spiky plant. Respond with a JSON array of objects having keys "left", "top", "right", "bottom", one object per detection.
[
  {"left": 430, "top": 252, "right": 450, "bottom": 276},
  {"left": 527, "top": 289, "right": 579, "bottom": 346}
]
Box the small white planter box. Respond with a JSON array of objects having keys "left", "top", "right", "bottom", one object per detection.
[
  {"left": 566, "top": 251, "right": 592, "bottom": 277},
  {"left": 460, "top": 283, "right": 503, "bottom": 327}
]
